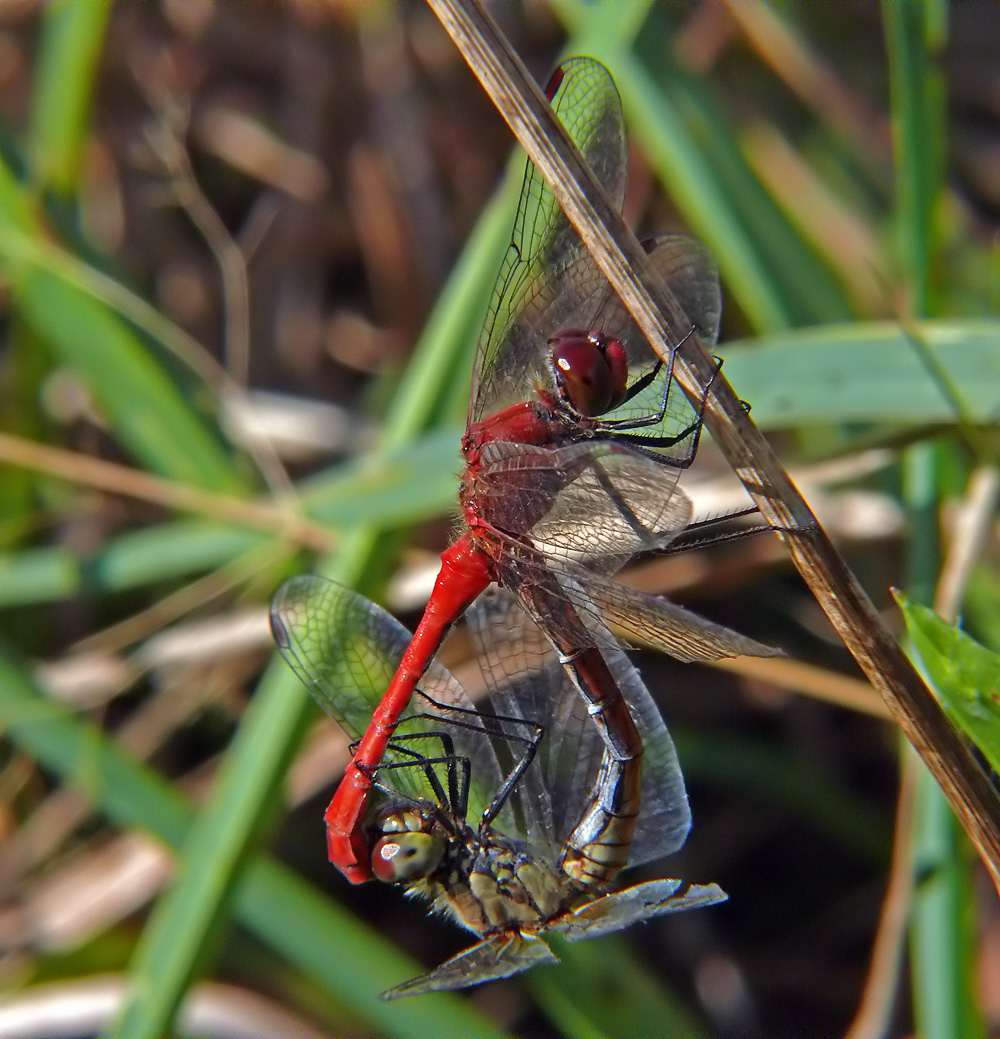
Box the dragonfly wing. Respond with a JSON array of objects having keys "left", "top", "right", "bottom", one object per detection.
[
  {"left": 489, "top": 546, "right": 780, "bottom": 662},
  {"left": 466, "top": 587, "right": 606, "bottom": 857},
  {"left": 598, "top": 642, "right": 691, "bottom": 866},
  {"left": 631, "top": 235, "right": 721, "bottom": 352},
  {"left": 579, "top": 568, "right": 783, "bottom": 662},
  {"left": 270, "top": 575, "right": 505, "bottom": 806},
  {"left": 270, "top": 575, "right": 412, "bottom": 741},
  {"left": 379, "top": 932, "right": 558, "bottom": 999},
  {"left": 470, "top": 57, "right": 626, "bottom": 424},
  {"left": 551, "top": 879, "right": 727, "bottom": 942},
  {"left": 496, "top": 559, "right": 693, "bottom": 867},
  {"left": 473, "top": 441, "right": 694, "bottom": 570}
]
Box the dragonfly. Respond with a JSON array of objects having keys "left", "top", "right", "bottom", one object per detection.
[
  {"left": 271, "top": 574, "right": 727, "bottom": 998},
  {"left": 279, "top": 56, "right": 777, "bottom": 885}
]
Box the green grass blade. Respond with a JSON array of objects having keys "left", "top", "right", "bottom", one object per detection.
[
  {"left": 236, "top": 858, "right": 509, "bottom": 1039},
  {"left": 909, "top": 757, "right": 982, "bottom": 1039},
  {"left": 2, "top": 318, "right": 997, "bottom": 607},
  {"left": 28, "top": 0, "right": 113, "bottom": 195},
  {"left": 720, "top": 320, "right": 1000, "bottom": 427},
  {"left": 883, "top": 0, "right": 946, "bottom": 315},
  {"left": 18, "top": 268, "right": 246, "bottom": 493},
  {"left": 884, "top": 2, "right": 982, "bottom": 1035},
  {"left": 897, "top": 594, "right": 1000, "bottom": 774},
  {"left": 0, "top": 160, "right": 244, "bottom": 493},
  {"left": 107, "top": 655, "right": 316, "bottom": 1037}
]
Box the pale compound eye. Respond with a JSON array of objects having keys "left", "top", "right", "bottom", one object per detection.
[{"left": 371, "top": 832, "right": 445, "bottom": 883}]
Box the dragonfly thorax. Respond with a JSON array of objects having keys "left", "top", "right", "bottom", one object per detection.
[
  {"left": 547, "top": 329, "right": 629, "bottom": 417},
  {"left": 425, "top": 829, "right": 575, "bottom": 936},
  {"left": 373, "top": 799, "right": 578, "bottom": 936}
]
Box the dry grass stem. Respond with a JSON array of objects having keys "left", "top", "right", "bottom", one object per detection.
[{"left": 0, "top": 432, "right": 334, "bottom": 553}]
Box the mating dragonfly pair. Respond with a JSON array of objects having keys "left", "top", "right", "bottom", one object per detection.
[{"left": 271, "top": 57, "right": 777, "bottom": 999}]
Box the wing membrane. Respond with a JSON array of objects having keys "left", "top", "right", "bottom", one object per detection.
[
  {"left": 270, "top": 575, "right": 504, "bottom": 812},
  {"left": 551, "top": 879, "right": 728, "bottom": 941},
  {"left": 473, "top": 440, "right": 693, "bottom": 569},
  {"left": 470, "top": 57, "right": 626, "bottom": 423},
  {"left": 380, "top": 933, "right": 557, "bottom": 999}
]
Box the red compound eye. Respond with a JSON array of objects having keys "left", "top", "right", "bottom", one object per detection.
[{"left": 549, "top": 332, "right": 629, "bottom": 416}]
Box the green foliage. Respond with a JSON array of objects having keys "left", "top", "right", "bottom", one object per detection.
[{"left": 898, "top": 594, "right": 1000, "bottom": 774}]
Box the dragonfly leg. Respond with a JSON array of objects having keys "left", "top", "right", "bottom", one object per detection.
[
  {"left": 599, "top": 349, "right": 723, "bottom": 467},
  {"left": 323, "top": 538, "right": 494, "bottom": 885},
  {"left": 378, "top": 729, "right": 470, "bottom": 815},
  {"left": 407, "top": 695, "right": 544, "bottom": 831}
]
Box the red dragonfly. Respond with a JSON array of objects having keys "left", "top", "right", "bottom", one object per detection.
[
  {"left": 270, "top": 575, "right": 727, "bottom": 997},
  {"left": 279, "top": 56, "right": 775, "bottom": 884}
]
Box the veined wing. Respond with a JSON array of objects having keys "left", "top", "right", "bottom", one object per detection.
[
  {"left": 380, "top": 881, "right": 727, "bottom": 997},
  {"left": 270, "top": 575, "right": 504, "bottom": 814},
  {"left": 470, "top": 580, "right": 694, "bottom": 869},
  {"left": 550, "top": 879, "right": 727, "bottom": 942},
  {"left": 507, "top": 233, "right": 721, "bottom": 451},
  {"left": 583, "top": 234, "right": 721, "bottom": 453},
  {"left": 490, "top": 537, "right": 781, "bottom": 663},
  {"left": 464, "top": 587, "right": 597, "bottom": 857},
  {"left": 470, "top": 56, "right": 627, "bottom": 424},
  {"left": 472, "top": 439, "right": 694, "bottom": 572},
  {"left": 572, "top": 562, "right": 782, "bottom": 663},
  {"left": 380, "top": 932, "right": 557, "bottom": 1000}
]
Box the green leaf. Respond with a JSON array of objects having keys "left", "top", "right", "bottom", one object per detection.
[
  {"left": 721, "top": 320, "right": 1000, "bottom": 427},
  {"left": 896, "top": 592, "right": 1000, "bottom": 775}
]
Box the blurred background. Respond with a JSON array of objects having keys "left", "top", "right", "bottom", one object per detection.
[{"left": 0, "top": 1, "right": 999, "bottom": 1037}]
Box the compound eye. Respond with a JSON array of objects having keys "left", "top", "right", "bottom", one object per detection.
[
  {"left": 549, "top": 332, "right": 629, "bottom": 416},
  {"left": 371, "top": 832, "right": 445, "bottom": 883}
]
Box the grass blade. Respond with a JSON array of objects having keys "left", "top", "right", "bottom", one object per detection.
[{"left": 28, "top": 0, "right": 113, "bottom": 195}]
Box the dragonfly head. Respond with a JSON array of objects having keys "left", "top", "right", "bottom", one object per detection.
[
  {"left": 370, "top": 804, "right": 446, "bottom": 884},
  {"left": 548, "top": 330, "right": 629, "bottom": 417}
]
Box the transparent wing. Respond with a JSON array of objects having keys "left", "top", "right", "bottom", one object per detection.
[
  {"left": 464, "top": 587, "right": 598, "bottom": 858},
  {"left": 470, "top": 439, "right": 694, "bottom": 571},
  {"left": 467, "top": 585, "right": 693, "bottom": 867},
  {"left": 469, "top": 55, "right": 720, "bottom": 463},
  {"left": 496, "top": 564, "right": 693, "bottom": 867},
  {"left": 500, "top": 234, "right": 721, "bottom": 444},
  {"left": 380, "top": 881, "right": 726, "bottom": 996},
  {"left": 380, "top": 933, "right": 558, "bottom": 999},
  {"left": 550, "top": 879, "right": 728, "bottom": 942},
  {"left": 270, "top": 575, "right": 504, "bottom": 814},
  {"left": 489, "top": 537, "right": 782, "bottom": 663},
  {"left": 586, "top": 234, "right": 721, "bottom": 447},
  {"left": 574, "top": 564, "right": 782, "bottom": 663},
  {"left": 469, "top": 56, "right": 627, "bottom": 424}
]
